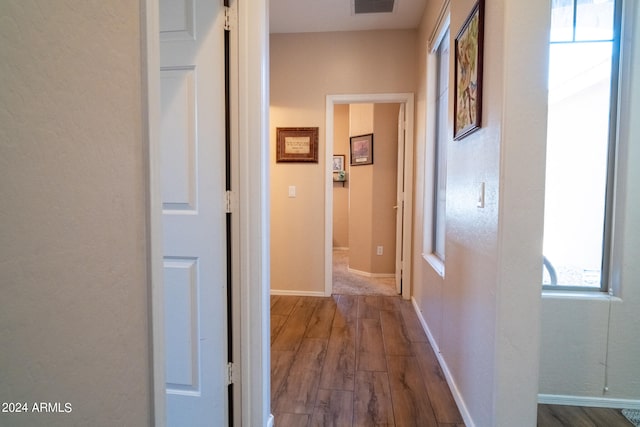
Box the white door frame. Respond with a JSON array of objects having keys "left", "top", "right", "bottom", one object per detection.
[
  {"left": 325, "top": 93, "right": 414, "bottom": 300},
  {"left": 142, "top": 0, "right": 271, "bottom": 425}
]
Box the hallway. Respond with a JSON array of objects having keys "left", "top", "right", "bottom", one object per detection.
[
  {"left": 270, "top": 294, "right": 464, "bottom": 426},
  {"left": 332, "top": 249, "right": 398, "bottom": 296}
]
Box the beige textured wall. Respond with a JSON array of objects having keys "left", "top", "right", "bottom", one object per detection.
[
  {"left": 371, "top": 103, "right": 399, "bottom": 274},
  {"left": 347, "top": 104, "right": 375, "bottom": 273},
  {"left": 332, "top": 105, "right": 350, "bottom": 249},
  {"left": 270, "top": 30, "right": 417, "bottom": 293},
  {"left": 412, "top": 0, "right": 548, "bottom": 425},
  {"left": 0, "top": 1, "right": 150, "bottom": 425}
]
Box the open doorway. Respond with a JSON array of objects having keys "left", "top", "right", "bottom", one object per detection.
[
  {"left": 324, "top": 93, "right": 415, "bottom": 299},
  {"left": 332, "top": 103, "right": 401, "bottom": 296}
]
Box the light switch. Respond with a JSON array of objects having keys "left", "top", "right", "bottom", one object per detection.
[
  {"left": 288, "top": 185, "right": 296, "bottom": 198},
  {"left": 477, "top": 182, "right": 485, "bottom": 208}
]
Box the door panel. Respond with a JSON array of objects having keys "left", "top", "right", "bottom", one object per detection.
[
  {"left": 164, "top": 258, "right": 199, "bottom": 390},
  {"left": 160, "top": 68, "right": 197, "bottom": 211},
  {"left": 160, "top": 0, "right": 228, "bottom": 425}
]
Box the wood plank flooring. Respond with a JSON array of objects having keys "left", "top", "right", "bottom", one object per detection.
[
  {"left": 271, "top": 295, "right": 464, "bottom": 427},
  {"left": 271, "top": 295, "right": 635, "bottom": 427},
  {"left": 537, "top": 404, "right": 634, "bottom": 427}
]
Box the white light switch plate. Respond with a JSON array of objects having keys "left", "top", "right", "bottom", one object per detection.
[
  {"left": 477, "top": 182, "right": 485, "bottom": 208},
  {"left": 288, "top": 185, "right": 296, "bottom": 198}
]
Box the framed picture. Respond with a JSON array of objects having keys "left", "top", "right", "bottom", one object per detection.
[
  {"left": 350, "top": 133, "right": 374, "bottom": 166},
  {"left": 332, "top": 155, "right": 345, "bottom": 171},
  {"left": 454, "top": 0, "right": 484, "bottom": 140},
  {"left": 276, "top": 127, "right": 319, "bottom": 162}
]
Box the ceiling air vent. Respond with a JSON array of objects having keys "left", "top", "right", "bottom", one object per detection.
[{"left": 353, "top": 0, "right": 395, "bottom": 14}]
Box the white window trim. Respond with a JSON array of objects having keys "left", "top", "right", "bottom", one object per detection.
[{"left": 422, "top": 10, "right": 449, "bottom": 278}]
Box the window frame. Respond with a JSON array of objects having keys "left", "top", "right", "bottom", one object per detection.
[
  {"left": 422, "top": 15, "right": 450, "bottom": 277},
  {"left": 543, "top": 0, "right": 623, "bottom": 293},
  {"left": 432, "top": 34, "right": 448, "bottom": 262}
]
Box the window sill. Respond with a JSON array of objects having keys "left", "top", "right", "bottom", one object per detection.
[
  {"left": 541, "top": 290, "right": 621, "bottom": 303},
  {"left": 422, "top": 253, "right": 445, "bottom": 278}
]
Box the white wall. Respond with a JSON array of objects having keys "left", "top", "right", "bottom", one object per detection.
[
  {"left": 412, "top": 1, "right": 548, "bottom": 425},
  {"left": 538, "top": 1, "right": 640, "bottom": 406},
  {"left": 0, "top": 2, "right": 151, "bottom": 425}
]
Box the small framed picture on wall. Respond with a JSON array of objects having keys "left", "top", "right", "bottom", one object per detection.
[
  {"left": 349, "top": 133, "right": 373, "bottom": 166},
  {"left": 276, "top": 127, "right": 319, "bottom": 162},
  {"left": 332, "top": 155, "right": 345, "bottom": 171}
]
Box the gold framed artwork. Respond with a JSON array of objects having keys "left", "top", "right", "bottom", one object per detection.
[
  {"left": 454, "top": 0, "right": 484, "bottom": 140},
  {"left": 276, "top": 127, "right": 319, "bottom": 163}
]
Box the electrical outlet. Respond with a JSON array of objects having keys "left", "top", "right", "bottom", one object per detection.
[{"left": 376, "top": 246, "right": 383, "bottom": 256}]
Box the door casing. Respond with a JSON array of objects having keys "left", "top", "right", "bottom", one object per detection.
[{"left": 141, "top": 0, "right": 272, "bottom": 425}]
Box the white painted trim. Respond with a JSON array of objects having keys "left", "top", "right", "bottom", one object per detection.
[
  {"left": 142, "top": 1, "right": 166, "bottom": 425},
  {"left": 538, "top": 394, "right": 640, "bottom": 410},
  {"left": 422, "top": 253, "right": 445, "bottom": 278},
  {"left": 271, "top": 289, "right": 327, "bottom": 297},
  {"left": 428, "top": 0, "right": 451, "bottom": 53},
  {"left": 542, "top": 291, "right": 622, "bottom": 302},
  {"left": 347, "top": 268, "right": 395, "bottom": 279},
  {"left": 411, "top": 297, "right": 476, "bottom": 427},
  {"left": 238, "top": 0, "right": 271, "bottom": 425},
  {"left": 325, "top": 93, "right": 415, "bottom": 300},
  {"left": 146, "top": 0, "right": 270, "bottom": 425}
]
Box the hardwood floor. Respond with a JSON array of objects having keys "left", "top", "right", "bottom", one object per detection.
[
  {"left": 271, "top": 294, "right": 635, "bottom": 427},
  {"left": 537, "top": 405, "right": 634, "bottom": 427},
  {"left": 271, "top": 295, "right": 464, "bottom": 427}
]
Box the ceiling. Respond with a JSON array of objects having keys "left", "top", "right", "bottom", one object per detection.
[{"left": 269, "top": 0, "right": 428, "bottom": 34}]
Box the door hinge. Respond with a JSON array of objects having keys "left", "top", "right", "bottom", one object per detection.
[
  {"left": 226, "top": 362, "right": 235, "bottom": 385},
  {"left": 224, "top": 190, "right": 234, "bottom": 213},
  {"left": 224, "top": 6, "right": 231, "bottom": 31}
]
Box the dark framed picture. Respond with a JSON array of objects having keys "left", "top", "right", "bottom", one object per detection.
[
  {"left": 332, "top": 155, "right": 345, "bottom": 171},
  {"left": 350, "top": 133, "right": 373, "bottom": 166},
  {"left": 276, "top": 127, "right": 319, "bottom": 162},
  {"left": 454, "top": 0, "right": 484, "bottom": 140}
]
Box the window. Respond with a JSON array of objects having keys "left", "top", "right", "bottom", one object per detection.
[
  {"left": 423, "top": 25, "right": 449, "bottom": 273},
  {"left": 543, "top": 0, "right": 621, "bottom": 291},
  {"left": 433, "top": 30, "right": 449, "bottom": 261}
]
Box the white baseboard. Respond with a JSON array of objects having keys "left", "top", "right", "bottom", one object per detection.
[
  {"left": 270, "top": 289, "right": 326, "bottom": 297},
  {"left": 267, "top": 413, "right": 274, "bottom": 427},
  {"left": 347, "top": 267, "right": 395, "bottom": 278},
  {"left": 538, "top": 394, "right": 640, "bottom": 409},
  {"left": 411, "top": 297, "right": 476, "bottom": 427},
  {"left": 409, "top": 297, "right": 640, "bottom": 427}
]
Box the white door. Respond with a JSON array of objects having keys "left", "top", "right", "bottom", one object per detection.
[
  {"left": 159, "top": 0, "right": 229, "bottom": 425},
  {"left": 395, "top": 104, "right": 406, "bottom": 294}
]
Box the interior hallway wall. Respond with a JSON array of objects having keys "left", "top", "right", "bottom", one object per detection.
[
  {"left": 412, "top": 1, "right": 549, "bottom": 425},
  {"left": 333, "top": 104, "right": 350, "bottom": 249},
  {"left": 347, "top": 104, "right": 375, "bottom": 273},
  {"left": 0, "top": 2, "right": 151, "bottom": 425},
  {"left": 371, "top": 103, "right": 399, "bottom": 275},
  {"left": 270, "top": 30, "right": 417, "bottom": 294}
]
